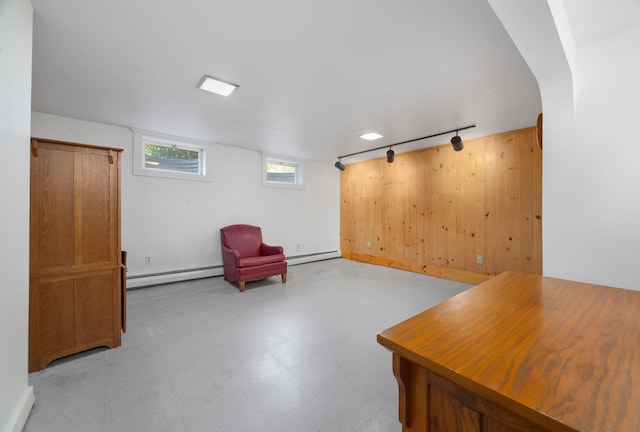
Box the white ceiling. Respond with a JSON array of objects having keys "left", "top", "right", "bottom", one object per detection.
[
  {"left": 31, "top": 0, "right": 542, "bottom": 162},
  {"left": 563, "top": 0, "right": 640, "bottom": 47}
]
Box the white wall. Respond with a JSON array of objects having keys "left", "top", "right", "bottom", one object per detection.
[
  {"left": 549, "top": 26, "right": 640, "bottom": 289},
  {"left": 489, "top": 1, "right": 640, "bottom": 290},
  {"left": 31, "top": 112, "right": 340, "bottom": 283},
  {"left": 0, "top": 0, "right": 35, "bottom": 430}
]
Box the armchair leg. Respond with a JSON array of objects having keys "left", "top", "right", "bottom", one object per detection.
[
  {"left": 239, "top": 281, "right": 246, "bottom": 292},
  {"left": 282, "top": 273, "right": 287, "bottom": 284}
]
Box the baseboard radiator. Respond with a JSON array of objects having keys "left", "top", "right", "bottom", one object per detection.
[{"left": 126, "top": 250, "right": 342, "bottom": 289}]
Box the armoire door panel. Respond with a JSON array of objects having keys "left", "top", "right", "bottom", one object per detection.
[
  {"left": 38, "top": 279, "right": 76, "bottom": 354},
  {"left": 75, "top": 271, "right": 117, "bottom": 346},
  {"left": 80, "top": 152, "right": 115, "bottom": 265},
  {"left": 36, "top": 147, "right": 76, "bottom": 269}
]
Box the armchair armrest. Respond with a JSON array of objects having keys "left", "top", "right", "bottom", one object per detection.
[
  {"left": 221, "top": 246, "right": 240, "bottom": 266},
  {"left": 261, "top": 243, "right": 284, "bottom": 256}
]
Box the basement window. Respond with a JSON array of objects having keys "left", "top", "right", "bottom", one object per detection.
[
  {"left": 133, "top": 131, "right": 212, "bottom": 182},
  {"left": 262, "top": 154, "right": 304, "bottom": 189}
]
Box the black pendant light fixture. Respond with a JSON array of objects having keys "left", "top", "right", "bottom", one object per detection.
[
  {"left": 335, "top": 124, "right": 475, "bottom": 170},
  {"left": 451, "top": 132, "right": 464, "bottom": 152},
  {"left": 386, "top": 147, "right": 395, "bottom": 163}
]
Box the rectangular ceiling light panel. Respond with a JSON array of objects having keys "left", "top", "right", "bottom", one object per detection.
[
  {"left": 360, "top": 132, "right": 383, "bottom": 140},
  {"left": 197, "top": 75, "right": 238, "bottom": 96}
]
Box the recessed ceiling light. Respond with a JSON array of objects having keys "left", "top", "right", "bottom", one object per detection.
[
  {"left": 360, "top": 132, "right": 383, "bottom": 140},
  {"left": 197, "top": 75, "right": 238, "bottom": 97}
]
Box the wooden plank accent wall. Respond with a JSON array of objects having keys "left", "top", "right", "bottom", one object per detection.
[{"left": 340, "top": 126, "right": 542, "bottom": 284}]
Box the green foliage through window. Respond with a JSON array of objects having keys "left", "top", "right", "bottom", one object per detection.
[
  {"left": 145, "top": 144, "right": 199, "bottom": 160},
  {"left": 144, "top": 143, "right": 202, "bottom": 174}
]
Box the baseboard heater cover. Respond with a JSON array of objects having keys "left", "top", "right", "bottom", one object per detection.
[{"left": 126, "top": 250, "right": 341, "bottom": 289}]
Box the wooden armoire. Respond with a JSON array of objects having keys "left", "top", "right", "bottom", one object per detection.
[{"left": 29, "top": 138, "right": 125, "bottom": 372}]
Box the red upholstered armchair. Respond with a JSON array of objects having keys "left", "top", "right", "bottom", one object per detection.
[{"left": 220, "top": 224, "right": 287, "bottom": 292}]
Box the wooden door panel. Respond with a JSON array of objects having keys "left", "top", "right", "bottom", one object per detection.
[
  {"left": 75, "top": 271, "right": 116, "bottom": 346},
  {"left": 80, "top": 152, "right": 114, "bottom": 265},
  {"left": 36, "top": 146, "right": 76, "bottom": 269},
  {"left": 38, "top": 279, "right": 76, "bottom": 354}
]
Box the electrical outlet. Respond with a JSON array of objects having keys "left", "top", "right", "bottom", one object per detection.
[
  {"left": 296, "top": 243, "right": 302, "bottom": 250},
  {"left": 367, "top": 241, "right": 371, "bottom": 249},
  {"left": 476, "top": 255, "right": 483, "bottom": 265},
  {"left": 145, "top": 255, "right": 152, "bottom": 265}
]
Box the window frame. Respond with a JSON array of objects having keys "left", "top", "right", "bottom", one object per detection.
[
  {"left": 262, "top": 153, "right": 305, "bottom": 189},
  {"left": 133, "top": 130, "right": 212, "bottom": 182}
]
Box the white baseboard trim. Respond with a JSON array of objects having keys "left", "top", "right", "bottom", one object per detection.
[
  {"left": 126, "top": 250, "right": 342, "bottom": 289},
  {"left": 8, "top": 385, "right": 34, "bottom": 432},
  {"left": 286, "top": 250, "right": 342, "bottom": 266}
]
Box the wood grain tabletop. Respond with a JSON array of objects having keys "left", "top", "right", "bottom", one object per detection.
[{"left": 378, "top": 271, "right": 640, "bottom": 431}]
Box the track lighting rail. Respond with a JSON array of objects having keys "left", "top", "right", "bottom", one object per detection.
[{"left": 337, "top": 124, "right": 476, "bottom": 160}]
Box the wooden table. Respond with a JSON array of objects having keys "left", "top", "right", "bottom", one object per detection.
[{"left": 377, "top": 271, "right": 640, "bottom": 431}]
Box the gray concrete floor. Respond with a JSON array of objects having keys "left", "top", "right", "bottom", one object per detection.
[{"left": 25, "top": 259, "right": 470, "bottom": 432}]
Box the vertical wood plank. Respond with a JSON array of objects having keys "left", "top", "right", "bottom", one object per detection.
[
  {"left": 484, "top": 136, "right": 498, "bottom": 276},
  {"left": 496, "top": 132, "right": 521, "bottom": 274},
  {"left": 518, "top": 130, "right": 535, "bottom": 274},
  {"left": 401, "top": 154, "right": 419, "bottom": 262},
  {"left": 385, "top": 159, "right": 404, "bottom": 260},
  {"left": 367, "top": 160, "right": 383, "bottom": 254},
  {"left": 415, "top": 152, "right": 426, "bottom": 265},
  {"left": 466, "top": 142, "right": 486, "bottom": 274},
  {"left": 441, "top": 148, "right": 458, "bottom": 269},
  {"left": 426, "top": 147, "right": 443, "bottom": 268},
  {"left": 532, "top": 131, "right": 543, "bottom": 274}
]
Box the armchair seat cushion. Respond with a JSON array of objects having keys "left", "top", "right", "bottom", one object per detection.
[{"left": 238, "top": 254, "right": 286, "bottom": 268}]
